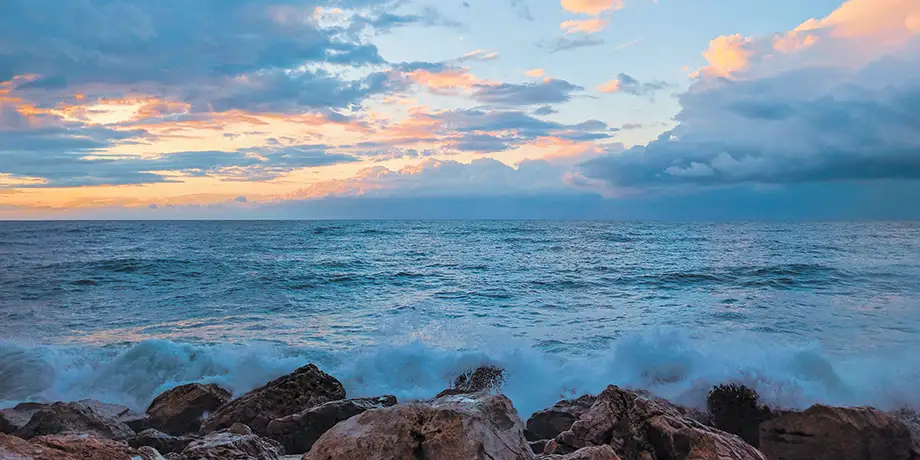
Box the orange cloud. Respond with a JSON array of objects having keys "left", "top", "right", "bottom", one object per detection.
[
  {"left": 525, "top": 69, "right": 546, "bottom": 78},
  {"left": 561, "top": 18, "right": 609, "bottom": 35},
  {"left": 560, "top": 0, "right": 623, "bottom": 15},
  {"left": 693, "top": 34, "right": 755, "bottom": 78},
  {"left": 596, "top": 80, "right": 622, "bottom": 93},
  {"left": 406, "top": 68, "right": 491, "bottom": 91}
]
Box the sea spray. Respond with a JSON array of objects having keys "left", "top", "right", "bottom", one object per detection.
[{"left": 2, "top": 329, "right": 919, "bottom": 417}]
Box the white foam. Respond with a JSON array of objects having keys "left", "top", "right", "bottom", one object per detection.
[{"left": 2, "top": 330, "right": 919, "bottom": 417}]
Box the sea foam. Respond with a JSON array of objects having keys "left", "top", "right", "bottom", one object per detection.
[{"left": 2, "top": 330, "right": 918, "bottom": 418}]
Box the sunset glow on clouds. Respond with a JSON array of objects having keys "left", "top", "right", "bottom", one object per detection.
[{"left": 1, "top": 0, "right": 919, "bottom": 219}]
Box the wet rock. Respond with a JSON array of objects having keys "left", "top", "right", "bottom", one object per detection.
[
  {"left": 707, "top": 383, "right": 774, "bottom": 447},
  {"left": 436, "top": 365, "right": 505, "bottom": 398},
  {"left": 266, "top": 395, "right": 397, "bottom": 454},
  {"left": 15, "top": 400, "right": 138, "bottom": 440},
  {"left": 129, "top": 428, "right": 196, "bottom": 454},
  {"left": 759, "top": 404, "right": 919, "bottom": 460},
  {"left": 148, "top": 383, "right": 232, "bottom": 435},
  {"left": 526, "top": 395, "right": 597, "bottom": 441},
  {"left": 305, "top": 392, "right": 533, "bottom": 460},
  {"left": 0, "top": 433, "right": 76, "bottom": 459},
  {"left": 0, "top": 402, "right": 47, "bottom": 434},
  {"left": 201, "top": 364, "right": 345, "bottom": 435},
  {"left": 177, "top": 424, "right": 285, "bottom": 460},
  {"left": 32, "top": 433, "right": 144, "bottom": 459},
  {"left": 545, "top": 385, "right": 766, "bottom": 460},
  {"left": 539, "top": 445, "right": 622, "bottom": 460}
]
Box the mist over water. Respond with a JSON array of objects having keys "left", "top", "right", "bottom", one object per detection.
[{"left": 1, "top": 221, "right": 919, "bottom": 416}]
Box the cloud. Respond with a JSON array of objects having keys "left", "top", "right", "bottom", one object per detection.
[
  {"left": 510, "top": 0, "right": 535, "bottom": 21},
  {"left": 560, "top": 0, "right": 624, "bottom": 15},
  {"left": 561, "top": 18, "right": 610, "bottom": 35},
  {"left": 525, "top": 69, "right": 546, "bottom": 78},
  {"left": 472, "top": 78, "right": 583, "bottom": 105},
  {"left": 597, "top": 73, "right": 670, "bottom": 96},
  {"left": 458, "top": 50, "right": 501, "bottom": 62},
  {"left": 546, "top": 36, "right": 605, "bottom": 53},
  {"left": 533, "top": 105, "right": 558, "bottom": 116}
]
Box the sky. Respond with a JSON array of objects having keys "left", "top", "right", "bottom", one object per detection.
[{"left": 1, "top": 0, "right": 919, "bottom": 219}]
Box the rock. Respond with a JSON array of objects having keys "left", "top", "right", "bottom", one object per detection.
[
  {"left": 15, "top": 400, "right": 138, "bottom": 440},
  {"left": 304, "top": 392, "right": 533, "bottom": 460},
  {"left": 266, "top": 395, "right": 397, "bottom": 454},
  {"left": 545, "top": 385, "right": 766, "bottom": 460},
  {"left": 539, "top": 445, "right": 622, "bottom": 460},
  {"left": 526, "top": 395, "right": 597, "bottom": 441},
  {"left": 707, "top": 383, "right": 774, "bottom": 447},
  {"left": 201, "top": 364, "right": 345, "bottom": 435},
  {"left": 0, "top": 433, "right": 77, "bottom": 459},
  {"left": 32, "top": 433, "right": 142, "bottom": 459},
  {"left": 759, "top": 404, "right": 920, "bottom": 460},
  {"left": 530, "top": 439, "right": 549, "bottom": 454},
  {"left": 177, "top": 426, "right": 284, "bottom": 460},
  {"left": 137, "top": 445, "right": 169, "bottom": 459},
  {"left": 129, "top": 428, "right": 196, "bottom": 454},
  {"left": 148, "top": 383, "right": 232, "bottom": 435},
  {"left": 436, "top": 365, "right": 505, "bottom": 398},
  {"left": 1, "top": 402, "right": 47, "bottom": 434}
]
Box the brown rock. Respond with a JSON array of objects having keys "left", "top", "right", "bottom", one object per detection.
[
  {"left": 526, "top": 395, "right": 597, "bottom": 441},
  {"left": 540, "top": 445, "right": 622, "bottom": 460},
  {"left": 0, "top": 402, "right": 47, "bottom": 434},
  {"left": 148, "top": 383, "right": 232, "bottom": 435},
  {"left": 266, "top": 395, "right": 397, "bottom": 454},
  {"left": 759, "top": 404, "right": 920, "bottom": 460},
  {"left": 0, "top": 433, "right": 77, "bottom": 459},
  {"left": 137, "top": 445, "right": 170, "bottom": 459},
  {"left": 546, "top": 385, "right": 766, "bottom": 460},
  {"left": 32, "top": 433, "right": 143, "bottom": 459},
  {"left": 707, "top": 383, "right": 774, "bottom": 447},
  {"left": 436, "top": 365, "right": 505, "bottom": 398},
  {"left": 305, "top": 392, "right": 534, "bottom": 460},
  {"left": 201, "top": 364, "right": 345, "bottom": 435},
  {"left": 15, "top": 400, "right": 138, "bottom": 440},
  {"left": 177, "top": 425, "right": 285, "bottom": 460},
  {"left": 130, "top": 428, "right": 197, "bottom": 454}
]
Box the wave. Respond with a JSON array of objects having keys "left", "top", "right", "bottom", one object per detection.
[{"left": 2, "top": 331, "right": 919, "bottom": 418}]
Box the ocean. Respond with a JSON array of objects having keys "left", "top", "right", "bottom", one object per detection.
[{"left": 1, "top": 220, "right": 919, "bottom": 417}]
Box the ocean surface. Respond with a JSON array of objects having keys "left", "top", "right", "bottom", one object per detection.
[{"left": 1, "top": 220, "right": 919, "bottom": 417}]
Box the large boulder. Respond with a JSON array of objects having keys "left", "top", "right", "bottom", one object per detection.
[
  {"left": 304, "top": 392, "right": 534, "bottom": 460},
  {"left": 526, "top": 395, "right": 597, "bottom": 442},
  {"left": 266, "top": 395, "right": 397, "bottom": 454},
  {"left": 1, "top": 433, "right": 76, "bottom": 459},
  {"left": 129, "top": 428, "right": 197, "bottom": 454},
  {"left": 437, "top": 365, "right": 505, "bottom": 398},
  {"left": 15, "top": 400, "right": 139, "bottom": 440},
  {"left": 1, "top": 402, "right": 47, "bottom": 434},
  {"left": 148, "top": 383, "right": 232, "bottom": 435},
  {"left": 201, "top": 364, "right": 345, "bottom": 435},
  {"left": 539, "top": 445, "right": 622, "bottom": 460},
  {"left": 545, "top": 385, "right": 766, "bottom": 460},
  {"left": 759, "top": 404, "right": 920, "bottom": 460},
  {"left": 178, "top": 423, "right": 285, "bottom": 460}
]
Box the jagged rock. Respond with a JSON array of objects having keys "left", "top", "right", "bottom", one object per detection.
[
  {"left": 531, "top": 439, "right": 549, "bottom": 454},
  {"left": 759, "top": 404, "right": 920, "bottom": 460},
  {"left": 436, "top": 365, "right": 505, "bottom": 398},
  {"left": 526, "top": 395, "right": 597, "bottom": 441},
  {"left": 137, "top": 445, "right": 169, "bottom": 459},
  {"left": 1, "top": 433, "right": 76, "bottom": 459},
  {"left": 148, "top": 383, "right": 232, "bottom": 435},
  {"left": 15, "top": 400, "right": 139, "bottom": 440},
  {"left": 305, "top": 392, "right": 534, "bottom": 460},
  {"left": 32, "top": 433, "right": 143, "bottom": 459},
  {"left": 266, "top": 395, "right": 397, "bottom": 454},
  {"left": 545, "top": 385, "right": 766, "bottom": 460},
  {"left": 707, "top": 383, "right": 774, "bottom": 447},
  {"left": 201, "top": 364, "right": 345, "bottom": 435},
  {"left": 540, "top": 445, "right": 622, "bottom": 460},
  {"left": 129, "top": 428, "right": 196, "bottom": 454},
  {"left": 177, "top": 424, "right": 285, "bottom": 460},
  {"left": 0, "top": 402, "right": 47, "bottom": 434}
]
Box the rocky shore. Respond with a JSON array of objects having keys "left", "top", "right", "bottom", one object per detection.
[{"left": 2, "top": 363, "right": 918, "bottom": 460}]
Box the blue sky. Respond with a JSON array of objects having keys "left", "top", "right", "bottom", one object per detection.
[{"left": 0, "top": 0, "right": 918, "bottom": 219}]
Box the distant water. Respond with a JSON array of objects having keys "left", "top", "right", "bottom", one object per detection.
[{"left": 1, "top": 221, "right": 919, "bottom": 417}]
